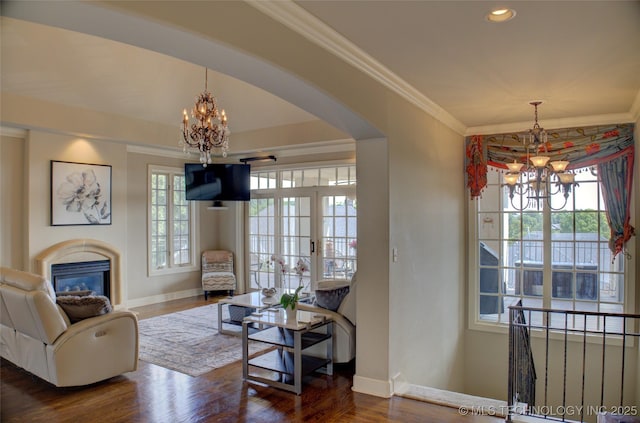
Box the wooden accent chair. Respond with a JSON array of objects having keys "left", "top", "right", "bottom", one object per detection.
[{"left": 201, "top": 250, "right": 236, "bottom": 300}]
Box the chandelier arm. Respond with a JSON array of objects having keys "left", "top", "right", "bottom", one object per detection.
[
  {"left": 512, "top": 181, "right": 529, "bottom": 196},
  {"left": 508, "top": 190, "right": 527, "bottom": 212},
  {"left": 547, "top": 193, "right": 569, "bottom": 211},
  {"left": 548, "top": 180, "right": 563, "bottom": 196}
]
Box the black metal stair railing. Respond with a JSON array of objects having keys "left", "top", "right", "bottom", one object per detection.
[{"left": 507, "top": 301, "right": 640, "bottom": 422}]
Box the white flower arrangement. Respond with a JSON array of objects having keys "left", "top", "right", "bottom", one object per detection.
[
  {"left": 293, "top": 258, "right": 309, "bottom": 276},
  {"left": 270, "top": 254, "right": 288, "bottom": 275}
]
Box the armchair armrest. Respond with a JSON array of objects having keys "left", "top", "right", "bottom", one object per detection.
[
  {"left": 47, "top": 310, "right": 138, "bottom": 386},
  {"left": 297, "top": 303, "right": 354, "bottom": 332},
  {"left": 296, "top": 302, "right": 355, "bottom": 363}
]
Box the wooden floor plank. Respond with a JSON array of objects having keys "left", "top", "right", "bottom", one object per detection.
[{"left": 1, "top": 295, "right": 502, "bottom": 422}]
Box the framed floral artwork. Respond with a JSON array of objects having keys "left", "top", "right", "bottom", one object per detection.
[{"left": 50, "top": 160, "right": 112, "bottom": 226}]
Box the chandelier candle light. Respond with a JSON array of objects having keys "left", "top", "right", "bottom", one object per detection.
[
  {"left": 180, "top": 68, "right": 230, "bottom": 166},
  {"left": 503, "top": 101, "right": 576, "bottom": 210}
]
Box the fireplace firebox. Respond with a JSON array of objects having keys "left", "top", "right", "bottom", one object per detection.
[{"left": 51, "top": 260, "right": 111, "bottom": 299}]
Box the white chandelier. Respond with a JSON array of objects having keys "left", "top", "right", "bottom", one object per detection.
[
  {"left": 180, "top": 68, "right": 230, "bottom": 166},
  {"left": 503, "top": 101, "right": 576, "bottom": 210}
]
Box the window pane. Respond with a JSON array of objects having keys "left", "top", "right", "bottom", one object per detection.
[
  {"left": 322, "top": 195, "right": 356, "bottom": 281},
  {"left": 478, "top": 183, "right": 500, "bottom": 213},
  {"left": 479, "top": 213, "right": 498, "bottom": 239},
  {"left": 551, "top": 269, "right": 573, "bottom": 299},
  {"left": 248, "top": 197, "right": 276, "bottom": 290},
  {"left": 301, "top": 169, "right": 319, "bottom": 187},
  {"left": 320, "top": 167, "right": 336, "bottom": 186}
]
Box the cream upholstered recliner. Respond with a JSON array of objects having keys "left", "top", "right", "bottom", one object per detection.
[
  {"left": 296, "top": 273, "right": 357, "bottom": 364},
  {"left": 202, "top": 250, "right": 236, "bottom": 300},
  {"left": 0, "top": 267, "right": 138, "bottom": 387}
]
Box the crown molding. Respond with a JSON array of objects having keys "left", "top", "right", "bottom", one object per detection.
[
  {"left": 465, "top": 112, "right": 635, "bottom": 136},
  {"left": 127, "top": 144, "right": 190, "bottom": 159},
  {"left": 0, "top": 126, "right": 28, "bottom": 138},
  {"left": 247, "top": 0, "right": 466, "bottom": 136},
  {"left": 127, "top": 138, "right": 354, "bottom": 161},
  {"left": 234, "top": 138, "right": 355, "bottom": 159}
]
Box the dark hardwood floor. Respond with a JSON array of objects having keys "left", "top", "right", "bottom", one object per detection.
[{"left": 1, "top": 295, "right": 502, "bottom": 422}]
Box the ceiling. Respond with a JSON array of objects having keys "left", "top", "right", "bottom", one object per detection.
[{"left": 2, "top": 1, "right": 640, "bottom": 139}]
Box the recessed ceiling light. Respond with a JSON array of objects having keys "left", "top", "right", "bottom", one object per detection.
[{"left": 486, "top": 7, "right": 516, "bottom": 23}]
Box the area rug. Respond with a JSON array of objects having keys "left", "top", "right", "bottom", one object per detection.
[{"left": 138, "top": 303, "right": 269, "bottom": 377}]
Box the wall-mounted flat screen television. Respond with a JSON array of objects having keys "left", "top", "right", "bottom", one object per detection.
[{"left": 184, "top": 163, "right": 250, "bottom": 201}]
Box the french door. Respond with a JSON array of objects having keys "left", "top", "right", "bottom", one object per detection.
[{"left": 248, "top": 184, "right": 357, "bottom": 293}]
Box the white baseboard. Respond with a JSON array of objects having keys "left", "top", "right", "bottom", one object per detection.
[
  {"left": 125, "top": 288, "right": 202, "bottom": 308},
  {"left": 398, "top": 383, "right": 508, "bottom": 418},
  {"left": 352, "top": 374, "right": 393, "bottom": 398}
]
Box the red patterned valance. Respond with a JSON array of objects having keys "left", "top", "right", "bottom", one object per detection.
[
  {"left": 465, "top": 135, "right": 487, "bottom": 199},
  {"left": 465, "top": 123, "right": 634, "bottom": 199}
]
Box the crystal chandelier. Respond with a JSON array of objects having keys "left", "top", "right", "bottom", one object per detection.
[
  {"left": 180, "top": 68, "right": 230, "bottom": 166},
  {"left": 503, "top": 102, "right": 576, "bottom": 210}
]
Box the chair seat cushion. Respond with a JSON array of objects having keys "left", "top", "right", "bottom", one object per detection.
[
  {"left": 315, "top": 285, "right": 350, "bottom": 311},
  {"left": 202, "top": 272, "right": 235, "bottom": 278},
  {"left": 202, "top": 272, "right": 235, "bottom": 290}
]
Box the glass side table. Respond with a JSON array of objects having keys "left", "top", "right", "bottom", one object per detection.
[{"left": 242, "top": 308, "right": 333, "bottom": 395}]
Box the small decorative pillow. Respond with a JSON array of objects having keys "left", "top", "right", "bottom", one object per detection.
[
  {"left": 315, "top": 286, "right": 350, "bottom": 312},
  {"left": 56, "top": 295, "right": 113, "bottom": 323}
]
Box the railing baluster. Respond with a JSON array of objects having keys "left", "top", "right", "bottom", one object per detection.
[
  {"left": 507, "top": 305, "right": 514, "bottom": 422},
  {"left": 507, "top": 304, "right": 639, "bottom": 423},
  {"left": 544, "top": 310, "right": 550, "bottom": 412},
  {"left": 562, "top": 313, "right": 568, "bottom": 422},
  {"left": 601, "top": 315, "right": 606, "bottom": 409},
  {"left": 620, "top": 316, "right": 626, "bottom": 407},
  {"left": 580, "top": 314, "right": 587, "bottom": 422}
]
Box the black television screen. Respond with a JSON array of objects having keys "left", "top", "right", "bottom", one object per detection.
[{"left": 184, "top": 163, "right": 250, "bottom": 201}]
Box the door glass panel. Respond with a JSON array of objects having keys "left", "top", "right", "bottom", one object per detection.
[
  {"left": 248, "top": 198, "right": 275, "bottom": 290},
  {"left": 322, "top": 195, "right": 357, "bottom": 280},
  {"left": 279, "top": 197, "right": 311, "bottom": 291}
]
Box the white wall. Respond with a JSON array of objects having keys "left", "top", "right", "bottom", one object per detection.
[
  {"left": 24, "top": 131, "right": 128, "bottom": 274},
  {"left": 125, "top": 151, "right": 207, "bottom": 303},
  {"left": 353, "top": 137, "right": 391, "bottom": 395},
  {"left": 387, "top": 110, "right": 466, "bottom": 392}
]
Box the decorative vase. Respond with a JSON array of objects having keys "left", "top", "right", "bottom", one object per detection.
[{"left": 285, "top": 305, "right": 297, "bottom": 322}]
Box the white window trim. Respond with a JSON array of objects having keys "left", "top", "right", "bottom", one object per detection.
[
  {"left": 467, "top": 194, "right": 636, "bottom": 344},
  {"left": 147, "top": 164, "right": 199, "bottom": 277}
]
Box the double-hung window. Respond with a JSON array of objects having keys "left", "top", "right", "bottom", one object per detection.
[{"left": 148, "top": 165, "right": 197, "bottom": 275}]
